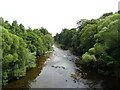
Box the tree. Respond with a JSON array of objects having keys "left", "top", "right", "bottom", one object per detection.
[
  {"left": 2, "top": 17, "right": 54, "bottom": 85},
  {"left": 99, "top": 12, "right": 113, "bottom": 19},
  {"left": 39, "top": 27, "right": 50, "bottom": 35},
  {"left": 2, "top": 27, "right": 36, "bottom": 85},
  {"left": 55, "top": 12, "right": 120, "bottom": 76}
]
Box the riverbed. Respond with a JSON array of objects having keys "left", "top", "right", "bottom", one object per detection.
[{"left": 3, "top": 45, "right": 120, "bottom": 89}]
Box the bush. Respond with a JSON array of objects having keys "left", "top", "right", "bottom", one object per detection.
[
  {"left": 2, "top": 27, "right": 36, "bottom": 85},
  {"left": 1, "top": 18, "right": 54, "bottom": 86},
  {"left": 82, "top": 52, "right": 96, "bottom": 62},
  {"left": 88, "top": 48, "right": 96, "bottom": 54}
]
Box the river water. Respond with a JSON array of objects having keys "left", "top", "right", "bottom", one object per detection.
[{"left": 3, "top": 45, "right": 120, "bottom": 89}]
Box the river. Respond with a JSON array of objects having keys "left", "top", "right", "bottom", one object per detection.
[{"left": 3, "top": 45, "right": 120, "bottom": 89}]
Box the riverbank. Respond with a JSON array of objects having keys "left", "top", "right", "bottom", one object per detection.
[
  {"left": 54, "top": 43, "right": 81, "bottom": 57},
  {"left": 54, "top": 42, "right": 72, "bottom": 50},
  {"left": 55, "top": 43, "right": 120, "bottom": 80},
  {"left": 76, "top": 60, "right": 120, "bottom": 78},
  {"left": 3, "top": 51, "right": 51, "bottom": 88},
  {"left": 3, "top": 45, "right": 120, "bottom": 88}
]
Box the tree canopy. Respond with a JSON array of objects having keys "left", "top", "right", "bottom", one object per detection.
[
  {"left": 1, "top": 18, "right": 54, "bottom": 85},
  {"left": 54, "top": 12, "right": 120, "bottom": 77}
]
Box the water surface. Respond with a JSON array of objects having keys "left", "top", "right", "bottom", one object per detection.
[{"left": 3, "top": 45, "right": 120, "bottom": 89}]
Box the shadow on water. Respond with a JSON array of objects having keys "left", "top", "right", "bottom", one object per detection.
[
  {"left": 74, "top": 64, "right": 120, "bottom": 89},
  {"left": 2, "top": 45, "right": 120, "bottom": 89},
  {"left": 3, "top": 52, "right": 51, "bottom": 89}
]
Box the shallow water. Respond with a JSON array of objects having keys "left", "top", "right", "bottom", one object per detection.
[{"left": 3, "top": 45, "right": 120, "bottom": 89}]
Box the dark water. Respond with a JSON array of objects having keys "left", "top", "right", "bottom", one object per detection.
[{"left": 3, "top": 45, "right": 120, "bottom": 89}]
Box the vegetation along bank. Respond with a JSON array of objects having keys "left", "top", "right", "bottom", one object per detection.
[
  {"left": 0, "top": 18, "right": 54, "bottom": 85},
  {"left": 54, "top": 11, "right": 120, "bottom": 78}
]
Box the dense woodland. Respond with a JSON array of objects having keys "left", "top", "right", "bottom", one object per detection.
[
  {"left": 0, "top": 11, "right": 120, "bottom": 86},
  {"left": 0, "top": 18, "right": 54, "bottom": 85},
  {"left": 54, "top": 12, "right": 120, "bottom": 77}
]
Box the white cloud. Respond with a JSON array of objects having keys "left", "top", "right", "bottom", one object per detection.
[{"left": 0, "top": 0, "right": 119, "bottom": 36}]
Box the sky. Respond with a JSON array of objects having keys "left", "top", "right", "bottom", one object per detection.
[{"left": 0, "top": 0, "right": 119, "bottom": 36}]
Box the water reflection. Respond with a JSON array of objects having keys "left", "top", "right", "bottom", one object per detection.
[
  {"left": 3, "top": 53, "right": 51, "bottom": 88},
  {"left": 3, "top": 45, "right": 120, "bottom": 89}
]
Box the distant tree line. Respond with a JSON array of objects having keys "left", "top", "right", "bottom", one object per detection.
[
  {"left": 0, "top": 18, "right": 54, "bottom": 85},
  {"left": 54, "top": 12, "right": 120, "bottom": 77}
]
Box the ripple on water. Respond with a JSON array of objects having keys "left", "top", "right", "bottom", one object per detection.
[{"left": 3, "top": 45, "right": 120, "bottom": 88}]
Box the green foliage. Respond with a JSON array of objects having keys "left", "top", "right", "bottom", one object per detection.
[
  {"left": 101, "top": 53, "right": 113, "bottom": 61},
  {"left": 2, "top": 27, "right": 36, "bottom": 85},
  {"left": 23, "top": 31, "right": 44, "bottom": 55},
  {"left": 88, "top": 48, "right": 95, "bottom": 54},
  {"left": 94, "top": 43, "right": 105, "bottom": 54},
  {"left": 99, "top": 12, "right": 113, "bottom": 19},
  {"left": 55, "top": 12, "right": 120, "bottom": 77},
  {"left": 79, "top": 24, "right": 97, "bottom": 53},
  {"left": 45, "top": 34, "right": 54, "bottom": 50},
  {"left": 1, "top": 18, "right": 54, "bottom": 85},
  {"left": 39, "top": 27, "right": 50, "bottom": 35},
  {"left": 0, "top": 17, "right": 4, "bottom": 25},
  {"left": 82, "top": 52, "right": 96, "bottom": 62},
  {"left": 77, "top": 19, "right": 98, "bottom": 30},
  {"left": 55, "top": 18, "right": 98, "bottom": 55}
]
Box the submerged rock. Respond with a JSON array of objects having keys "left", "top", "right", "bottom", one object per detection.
[
  {"left": 71, "top": 74, "right": 77, "bottom": 79},
  {"left": 51, "top": 66, "right": 65, "bottom": 69}
]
